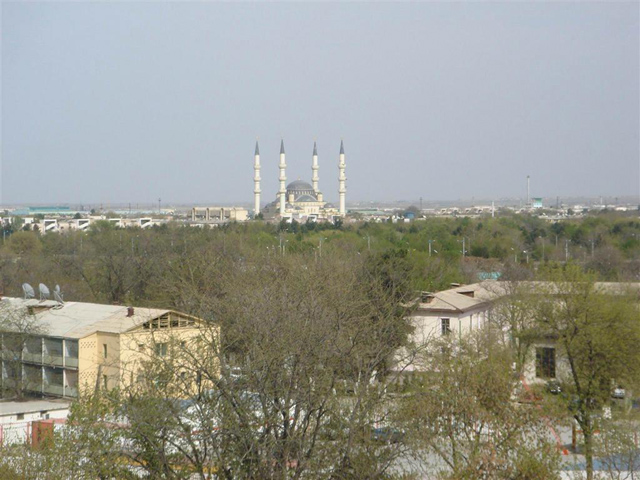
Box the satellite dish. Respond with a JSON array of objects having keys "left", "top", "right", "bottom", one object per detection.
[
  {"left": 53, "top": 285, "right": 64, "bottom": 305},
  {"left": 22, "top": 283, "right": 35, "bottom": 299},
  {"left": 39, "top": 283, "right": 50, "bottom": 301}
]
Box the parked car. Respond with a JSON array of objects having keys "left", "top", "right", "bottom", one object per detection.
[
  {"left": 371, "top": 427, "right": 405, "bottom": 444},
  {"left": 546, "top": 380, "right": 562, "bottom": 395},
  {"left": 612, "top": 387, "right": 626, "bottom": 399}
]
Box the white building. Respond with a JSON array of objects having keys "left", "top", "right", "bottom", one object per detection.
[
  {"left": 0, "top": 399, "right": 71, "bottom": 445},
  {"left": 402, "top": 281, "right": 640, "bottom": 386}
]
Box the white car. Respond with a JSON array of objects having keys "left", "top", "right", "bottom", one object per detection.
[{"left": 612, "top": 387, "right": 625, "bottom": 399}]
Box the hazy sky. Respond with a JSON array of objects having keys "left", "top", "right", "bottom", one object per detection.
[{"left": 2, "top": 2, "right": 638, "bottom": 205}]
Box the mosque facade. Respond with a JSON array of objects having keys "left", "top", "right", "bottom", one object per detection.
[{"left": 253, "top": 140, "right": 346, "bottom": 221}]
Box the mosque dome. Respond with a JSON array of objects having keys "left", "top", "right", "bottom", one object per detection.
[
  {"left": 287, "top": 180, "right": 314, "bottom": 192},
  {"left": 286, "top": 180, "right": 317, "bottom": 201}
]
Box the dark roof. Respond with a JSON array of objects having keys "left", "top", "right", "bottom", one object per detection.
[
  {"left": 287, "top": 180, "right": 314, "bottom": 191},
  {"left": 313, "top": 141, "right": 318, "bottom": 156},
  {"left": 296, "top": 195, "right": 317, "bottom": 202},
  {"left": 340, "top": 139, "right": 344, "bottom": 155},
  {"left": 255, "top": 141, "right": 260, "bottom": 156},
  {"left": 280, "top": 139, "right": 285, "bottom": 155}
]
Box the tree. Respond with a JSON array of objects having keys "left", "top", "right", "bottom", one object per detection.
[
  {"left": 40, "top": 252, "right": 414, "bottom": 479},
  {"left": 0, "top": 301, "right": 47, "bottom": 399},
  {"left": 398, "top": 331, "right": 561, "bottom": 479},
  {"left": 534, "top": 265, "right": 640, "bottom": 480},
  {"left": 489, "top": 280, "right": 539, "bottom": 376},
  {"left": 6, "top": 232, "right": 42, "bottom": 256}
]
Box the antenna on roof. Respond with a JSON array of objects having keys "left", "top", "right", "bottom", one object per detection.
[
  {"left": 53, "top": 284, "right": 64, "bottom": 305},
  {"left": 22, "top": 283, "right": 35, "bottom": 299},
  {"left": 53, "top": 284, "right": 64, "bottom": 308},
  {"left": 39, "top": 283, "right": 50, "bottom": 301}
]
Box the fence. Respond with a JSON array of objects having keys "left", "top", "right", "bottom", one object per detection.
[{"left": 0, "top": 418, "right": 66, "bottom": 447}]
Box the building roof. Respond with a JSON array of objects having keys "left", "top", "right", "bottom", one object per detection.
[
  {"left": 0, "top": 298, "right": 174, "bottom": 339},
  {"left": 287, "top": 180, "right": 314, "bottom": 191},
  {"left": 414, "top": 281, "right": 640, "bottom": 315},
  {"left": 296, "top": 195, "right": 317, "bottom": 202},
  {"left": 0, "top": 399, "right": 71, "bottom": 417}
]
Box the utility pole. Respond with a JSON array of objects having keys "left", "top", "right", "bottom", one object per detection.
[
  {"left": 565, "top": 240, "right": 571, "bottom": 262},
  {"left": 158, "top": 198, "right": 161, "bottom": 214},
  {"left": 428, "top": 239, "right": 434, "bottom": 257}
]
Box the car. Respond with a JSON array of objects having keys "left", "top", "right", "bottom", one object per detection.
[
  {"left": 371, "top": 427, "right": 405, "bottom": 444},
  {"left": 612, "top": 387, "right": 625, "bottom": 399},
  {"left": 546, "top": 380, "right": 562, "bottom": 395}
]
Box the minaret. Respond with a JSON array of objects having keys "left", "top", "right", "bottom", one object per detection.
[
  {"left": 253, "top": 140, "right": 261, "bottom": 216},
  {"left": 311, "top": 141, "right": 319, "bottom": 193},
  {"left": 279, "top": 139, "right": 287, "bottom": 216},
  {"left": 338, "top": 140, "right": 346, "bottom": 216}
]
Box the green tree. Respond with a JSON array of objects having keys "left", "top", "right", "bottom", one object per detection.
[
  {"left": 399, "top": 331, "right": 561, "bottom": 479},
  {"left": 535, "top": 265, "right": 640, "bottom": 480}
]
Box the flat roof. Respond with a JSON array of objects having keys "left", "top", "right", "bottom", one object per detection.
[
  {"left": 0, "top": 399, "right": 72, "bottom": 417},
  {"left": 0, "top": 298, "right": 175, "bottom": 339}
]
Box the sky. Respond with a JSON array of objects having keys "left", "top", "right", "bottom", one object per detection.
[{"left": 1, "top": 1, "right": 638, "bottom": 206}]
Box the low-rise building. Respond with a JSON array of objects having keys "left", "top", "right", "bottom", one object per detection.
[
  {"left": 403, "top": 281, "right": 639, "bottom": 385},
  {"left": 0, "top": 298, "right": 217, "bottom": 399}
]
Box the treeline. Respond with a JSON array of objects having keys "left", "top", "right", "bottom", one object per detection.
[{"left": 0, "top": 212, "right": 638, "bottom": 309}]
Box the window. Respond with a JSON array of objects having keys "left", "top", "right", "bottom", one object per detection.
[
  {"left": 155, "top": 343, "right": 168, "bottom": 357},
  {"left": 441, "top": 318, "right": 451, "bottom": 336},
  {"left": 17, "top": 413, "right": 24, "bottom": 420},
  {"left": 536, "top": 347, "right": 556, "bottom": 379},
  {"left": 103, "top": 344, "right": 108, "bottom": 359}
]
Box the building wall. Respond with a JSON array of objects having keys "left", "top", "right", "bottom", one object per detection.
[
  {"left": 409, "top": 307, "right": 490, "bottom": 344},
  {"left": 119, "top": 314, "right": 219, "bottom": 396},
  {"left": 78, "top": 332, "right": 120, "bottom": 395},
  {"left": 522, "top": 340, "right": 572, "bottom": 386}
]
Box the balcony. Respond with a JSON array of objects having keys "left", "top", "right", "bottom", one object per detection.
[
  {"left": 64, "top": 386, "right": 78, "bottom": 398},
  {"left": 64, "top": 357, "right": 79, "bottom": 368},
  {"left": 43, "top": 384, "right": 64, "bottom": 396},
  {"left": 2, "top": 350, "right": 23, "bottom": 361},
  {"left": 43, "top": 355, "right": 64, "bottom": 367},
  {"left": 22, "top": 352, "right": 43, "bottom": 364}
]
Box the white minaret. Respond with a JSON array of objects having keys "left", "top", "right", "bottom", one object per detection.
[
  {"left": 253, "top": 140, "right": 261, "bottom": 216},
  {"left": 311, "top": 141, "right": 319, "bottom": 193},
  {"left": 279, "top": 139, "right": 287, "bottom": 216},
  {"left": 338, "top": 140, "right": 346, "bottom": 216}
]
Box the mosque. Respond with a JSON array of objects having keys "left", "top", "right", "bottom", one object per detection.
[{"left": 253, "top": 139, "right": 346, "bottom": 221}]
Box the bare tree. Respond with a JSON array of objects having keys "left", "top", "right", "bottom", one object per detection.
[{"left": 0, "top": 301, "right": 47, "bottom": 399}]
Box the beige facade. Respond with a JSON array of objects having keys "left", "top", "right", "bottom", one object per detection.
[
  {"left": 1, "top": 299, "right": 218, "bottom": 399},
  {"left": 191, "top": 207, "right": 248, "bottom": 222}
]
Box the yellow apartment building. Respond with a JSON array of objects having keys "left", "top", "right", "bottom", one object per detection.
[{"left": 0, "top": 298, "right": 217, "bottom": 399}]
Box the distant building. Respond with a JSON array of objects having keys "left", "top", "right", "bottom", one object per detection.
[
  {"left": 191, "top": 207, "right": 248, "bottom": 223},
  {"left": 254, "top": 139, "right": 346, "bottom": 221}
]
